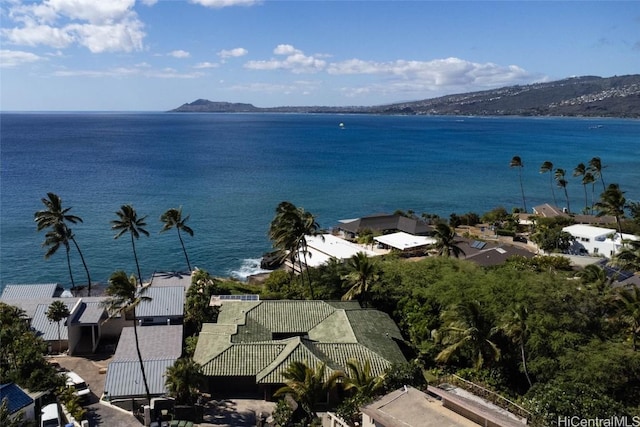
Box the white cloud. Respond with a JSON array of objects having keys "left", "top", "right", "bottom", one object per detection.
[
  {"left": 0, "top": 49, "right": 43, "bottom": 67},
  {"left": 52, "top": 64, "right": 204, "bottom": 79},
  {"left": 218, "top": 47, "right": 247, "bottom": 59},
  {"left": 245, "top": 44, "right": 326, "bottom": 74},
  {"left": 194, "top": 61, "right": 218, "bottom": 69},
  {"left": 189, "top": 0, "right": 260, "bottom": 8},
  {"left": 2, "top": 0, "right": 146, "bottom": 53},
  {"left": 328, "top": 57, "right": 531, "bottom": 89},
  {"left": 169, "top": 50, "right": 190, "bottom": 58}
]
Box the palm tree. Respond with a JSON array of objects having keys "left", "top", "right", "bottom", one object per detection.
[
  {"left": 510, "top": 156, "right": 527, "bottom": 212},
  {"left": 554, "top": 168, "right": 570, "bottom": 213},
  {"left": 42, "top": 222, "right": 76, "bottom": 289},
  {"left": 160, "top": 207, "right": 194, "bottom": 272},
  {"left": 540, "top": 161, "right": 557, "bottom": 206},
  {"left": 588, "top": 156, "right": 606, "bottom": 192},
  {"left": 35, "top": 193, "right": 92, "bottom": 296},
  {"left": 433, "top": 300, "right": 500, "bottom": 370},
  {"left": 343, "top": 358, "right": 385, "bottom": 397},
  {"left": 46, "top": 300, "right": 71, "bottom": 354},
  {"left": 500, "top": 304, "right": 532, "bottom": 387},
  {"left": 164, "top": 358, "right": 204, "bottom": 405},
  {"left": 583, "top": 172, "right": 596, "bottom": 214},
  {"left": 573, "top": 163, "right": 590, "bottom": 213},
  {"left": 610, "top": 240, "right": 640, "bottom": 273},
  {"left": 269, "top": 201, "right": 321, "bottom": 299},
  {"left": 594, "top": 184, "right": 626, "bottom": 240},
  {"left": 433, "top": 223, "right": 465, "bottom": 258},
  {"left": 112, "top": 205, "right": 149, "bottom": 284},
  {"left": 103, "top": 270, "right": 152, "bottom": 402},
  {"left": 341, "top": 252, "right": 378, "bottom": 306},
  {"left": 274, "top": 360, "right": 344, "bottom": 420},
  {"left": 615, "top": 286, "right": 640, "bottom": 351}
]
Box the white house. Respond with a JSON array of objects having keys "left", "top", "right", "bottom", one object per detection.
[{"left": 563, "top": 224, "right": 639, "bottom": 258}]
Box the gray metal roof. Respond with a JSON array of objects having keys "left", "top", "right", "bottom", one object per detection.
[
  {"left": 103, "top": 359, "right": 175, "bottom": 399},
  {"left": 71, "top": 301, "right": 106, "bottom": 325},
  {"left": 113, "top": 325, "right": 183, "bottom": 361},
  {"left": 1, "top": 284, "right": 58, "bottom": 299},
  {"left": 149, "top": 271, "right": 192, "bottom": 289},
  {"left": 136, "top": 286, "right": 184, "bottom": 318},
  {"left": 30, "top": 301, "right": 75, "bottom": 341}
]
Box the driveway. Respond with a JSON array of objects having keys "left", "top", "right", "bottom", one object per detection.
[{"left": 52, "top": 353, "right": 142, "bottom": 426}]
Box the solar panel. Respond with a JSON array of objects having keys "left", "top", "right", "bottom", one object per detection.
[
  {"left": 213, "top": 294, "right": 260, "bottom": 302},
  {"left": 471, "top": 241, "right": 486, "bottom": 249}
]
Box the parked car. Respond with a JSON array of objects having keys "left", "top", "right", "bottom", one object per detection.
[
  {"left": 64, "top": 371, "right": 91, "bottom": 400},
  {"left": 41, "top": 402, "right": 61, "bottom": 427}
]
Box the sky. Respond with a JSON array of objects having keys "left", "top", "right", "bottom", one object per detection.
[{"left": 1, "top": 0, "right": 639, "bottom": 111}]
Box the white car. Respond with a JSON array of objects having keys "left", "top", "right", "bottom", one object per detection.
[
  {"left": 64, "top": 371, "right": 91, "bottom": 400},
  {"left": 41, "top": 402, "right": 61, "bottom": 427}
]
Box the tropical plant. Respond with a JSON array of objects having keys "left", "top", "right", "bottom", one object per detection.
[
  {"left": 112, "top": 205, "right": 149, "bottom": 284},
  {"left": 46, "top": 300, "right": 71, "bottom": 354},
  {"left": 573, "top": 163, "right": 593, "bottom": 213},
  {"left": 42, "top": 222, "right": 76, "bottom": 289},
  {"left": 588, "top": 156, "right": 606, "bottom": 192},
  {"left": 594, "top": 183, "right": 626, "bottom": 239},
  {"left": 510, "top": 155, "right": 527, "bottom": 212},
  {"left": 610, "top": 240, "right": 640, "bottom": 273},
  {"left": 615, "top": 286, "right": 640, "bottom": 351},
  {"left": 540, "top": 161, "right": 557, "bottom": 206},
  {"left": 433, "top": 300, "right": 500, "bottom": 370},
  {"left": 500, "top": 304, "right": 532, "bottom": 387},
  {"left": 164, "top": 358, "right": 204, "bottom": 405},
  {"left": 554, "top": 168, "right": 570, "bottom": 213},
  {"left": 35, "top": 193, "right": 92, "bottom": 296},
  {"left": 103, "top": 270, "right": 152, "bottom": 402},
  {"left": 0, "top": 398, "right": 24, "bottom": 427},
  {"left": 274, "top": 361, "right": 344, "bottom": 420},
  {"left": 268, "top": 201, "right": 322, "bottom": 299},
  {"left": 160, "top": 207, "right": 194, "bottom": 272},
  {"left": 432, "top": 223, "right": 465, "bottom": 258},
  {"left": 341, "top": 252, "right": 378, "bottom": 306},
  {"left": 343, "top": 358, "right": 385, "bottom": 397}
]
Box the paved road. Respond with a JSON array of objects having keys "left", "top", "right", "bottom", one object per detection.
[{"left": 52, "top": 353, "right": 142, "bottom": 426}]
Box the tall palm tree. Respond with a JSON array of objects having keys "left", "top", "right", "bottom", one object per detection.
[
  {"left": 274, "top": 360, "right": 344, "bottom": 420},
  {"left": 615, "top": 286, "right": 640, "bottom": 351},
  {"left": 433, "top": 300, "right": 500, "bottom": 370},
  {"left": 594, "top": 184, "right": 626, "bottom": 240},
  {"left": 42, "top": 222, "right": 76, "bottom": 289},
  {"left": 46, "top": 300, "right": 71, "bottom": 354},
  {"left": 160, "top": 207, "right": 194, "bottom": 272},
  {"left": 164, "top": 358, "right": 204, "bottom": 405},
  {"left": 112, "top": 205, "right": 149, "bottom": 284},
  {"left": 35, "top": 193, "right": 92, "bottom": 296},
  {"left": 341, "top": 252, "right": 378, "bottom": 306},
  {"left": 583, "top": 172, "right": 596, "bottom": 214},
  {"left": 433, "top": 223, "right": 465, "bottom": 258},
  {"left": 573, "top": 163, "right": 589, "bottom": 213},
  {"left": 510, "top": 156, "right": 527, "bottom": 212},
  {"left": 500, "top": 304, "right": 532, "bottom": 387},
  {"left": 269, "top": 201, "right": 321, "bottom": 299},
  {"left": 103, "top": 270, "right": 152, "bottom": 402},
  {"left": 588, "top": 156, "right": 606, "bottom": 192},
  {"left": 540, "top": 161, "right": 557, "bottom": 206},
  {"left": 554, "top": 168, "right": 570, "bottom": 214}
]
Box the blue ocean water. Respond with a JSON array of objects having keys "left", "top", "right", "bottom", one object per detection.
[{"left": 1, "top": 113, "right": 639, "bottom": 290}]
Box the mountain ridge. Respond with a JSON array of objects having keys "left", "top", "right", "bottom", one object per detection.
[{"left": 170, "top": 74, "right": 640, "bottom": 118}]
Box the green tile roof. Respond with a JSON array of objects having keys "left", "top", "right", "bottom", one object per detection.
[{"left": 195, "top": 300, "right": 407, "bottom": 385}]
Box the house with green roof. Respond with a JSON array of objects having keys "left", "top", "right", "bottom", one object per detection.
[{"left": 193, "top": 300, "right": 407, "bottom": 399}]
